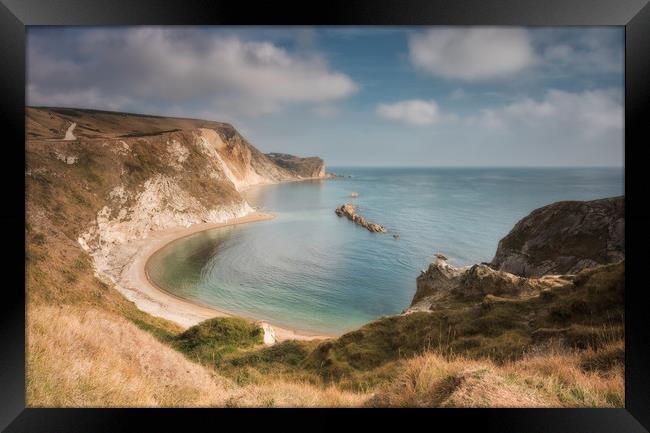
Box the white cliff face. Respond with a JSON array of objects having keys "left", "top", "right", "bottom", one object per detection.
[
  {"left": 259, "top": 322, "right": 277, "bottom": 346},
  {"left": 78, "top": 127, "right": 287, "bottom": 260},
  {"left": 76, "top": 124, "right": 316, "bottom": 287},
  {"left": 28, "top": 107, "right": 329, "bottom": 332},
  {"left": 166, "top": 139, "right": 190, "bottom": 171},
  {"left": 196, "top": 129, "right": 270, "bottom": 191},
  {"left": 79, "top": 175, "right": 252, "bottom": 251}
]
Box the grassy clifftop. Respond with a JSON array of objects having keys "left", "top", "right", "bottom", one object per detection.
[
  {"left": 303, "top": 261, "right": 623, "bottom": 376},
  {"left": 26, "top": 107, "right": 350, "bottom": 407},
  {"left": 161, "top": 261, "right": 623, "bottom": 407},
  {"left": 25, "top": 107, "right": 624, "bottom": 407}
]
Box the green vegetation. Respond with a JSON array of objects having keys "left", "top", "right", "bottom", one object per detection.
[
  {"left": 173, "top": 317, "right": 264, "bottom": 364},
  {"left": 161, "top": 261, "right": 624, "bottom": 396},
  {"left": 302, "top": 262, "right": 624, "bottom": 381},
  {"left": 123, "top": 307, "right": 183, "bottom": 343},
  {"left": 25, "top": 107, "right": 625, "bottom": 407}
]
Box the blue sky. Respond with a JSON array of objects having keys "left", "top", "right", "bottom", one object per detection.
[{"left": 27, "top": 26, "right": 624, "bottom": 167}]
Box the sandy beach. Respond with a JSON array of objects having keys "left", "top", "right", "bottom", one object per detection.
[{"left": 111, "top": 212, "right": 333, "bottom": 342}]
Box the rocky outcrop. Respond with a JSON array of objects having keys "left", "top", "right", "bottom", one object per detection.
[
  {"left": 27, "top": 107, "right": 321, "bottom": 191},
  {"left": 410, "top": 196, "right": 624, "bottom": 311},
  {"left": 490, "top": 197, "right": 624, "bottom": 277},
  {"left": 335, "top": 203, "right": 386, "bottom": 233},
  {"left": 26, "top": 107, "right": 326, "bottom": 248},
  {"left": 26, "top": 106, "right": 329, "bottom": 303},
  {"left": 409, "top": 255, "right": 572, "bottom": 312},
  {"left": 266, "top": 152, "right": 326, "bottom": 179},
  {"left": 258, "top": 322, "right": 277, "bottom": 346}
]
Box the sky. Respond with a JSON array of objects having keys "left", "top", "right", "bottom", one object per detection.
[{"left": 27, "top": 26, "right": 624, "bottom": 167}]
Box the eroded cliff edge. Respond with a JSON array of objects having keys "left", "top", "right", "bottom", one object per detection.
[
  {"left": 489, "top": 196, "right": 624, "bottom": 277},
  {"left": 26, "top": 106, "right": 327, "bottom": 321},
  {"left": 266, "top": 152, "right": 326, "bottom": 179},
  {"left": 306, "top": 196, "right": 624, "bottom": 379},
  {"left": 411, "top": 196, "right": 624, "bottom": 311},
  {"left": 28, "top": 107, "right": 325, "bottom": 244}
]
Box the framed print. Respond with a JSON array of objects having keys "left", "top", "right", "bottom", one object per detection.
[{"left": 2, "top": 0, "right": 649, "bottom": 431}]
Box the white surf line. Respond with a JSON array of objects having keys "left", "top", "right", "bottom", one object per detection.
[{"left": 64, "top": 122, "right": 77, "bottom": 141}]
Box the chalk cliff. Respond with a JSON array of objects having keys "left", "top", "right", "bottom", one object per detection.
[
  {"left": 27, "top": 107, "right": 326, "bottom": 247},
  {"left": 26, "top": 106, "right": 327, "bottom": 305}
]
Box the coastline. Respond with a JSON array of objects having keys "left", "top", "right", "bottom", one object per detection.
[
  {"left": 239, "top": 173, "right": 334, "bottom": 193},
  {"left": 120, "top": 211, "right": 334, "bottom": 342}
]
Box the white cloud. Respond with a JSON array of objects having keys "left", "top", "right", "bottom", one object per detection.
[
  {"left": 376, "top": 99, "right": 455, "bottom": 126},
  {"left": 28, "top": 28, "right": 357, "bottom": 117},
  {"left": 474, "top": 88, "right": 623, "bottom": 142},
  {"left": 409, "top": 27, "right": 536, "bottom": 80}
]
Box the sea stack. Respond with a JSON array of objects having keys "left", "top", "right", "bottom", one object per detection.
[{"left": 335, "top": 203, "right": 386, "bottom": 233}]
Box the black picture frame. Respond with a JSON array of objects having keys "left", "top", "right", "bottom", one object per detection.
[{"left": 2, "top": 0, "right": 649, "bottom": 431}]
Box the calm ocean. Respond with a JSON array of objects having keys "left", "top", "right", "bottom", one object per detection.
[{"left": 146, "top": 167, "right": 624, "bottom": 335}]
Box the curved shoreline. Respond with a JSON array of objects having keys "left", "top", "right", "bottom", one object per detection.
[{"left": 125, "top": 212, "right": 334, "bottom": 342}]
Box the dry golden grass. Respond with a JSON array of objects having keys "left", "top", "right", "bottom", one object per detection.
[
  {"left": 26, "top": 211, "right": 625, "bottom": 408},
  {"left": 27, "top": 305, "right": 367, "bottom": 407},
  {"left": 507, "top": 342, "right": 624, "bottom": 407},
  {"left": 27, "top": 305, "right": 231, "bottom": 407},
  {"left": 367, "top": 346, "right": 624, "bottom": 408},
  {"left": 226, "top": 381, "right": 366, "bottom": 408},
  {"left": 367, "top": 353, "right": 548, "bottom": 407}
]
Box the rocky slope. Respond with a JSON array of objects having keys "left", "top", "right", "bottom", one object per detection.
[
  {"left": 490, "top": 196, "right": 624, "bottom": 277},
  {"left": 412, "top": 196, "right": 625, "bottom": 311},
  {"left": 26, "top": 106, "right": 327, "bottom": 316},
  {"left": 301, "top": 196, "right": 625, "bottom": 384},
  {"left": 410, "top": 255, "right": 573, "bottom": 310},
  {"left": 25, "top": 118, "right": 625, "bottom": 408},
  {"left": 266, "top": 152, "right": 325, "bottom": 178},
  {"left": 27, "top": 107, "right": 326, "bottom": 251}
]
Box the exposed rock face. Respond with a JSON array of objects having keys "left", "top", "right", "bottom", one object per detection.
[
  {"left": 258, "top": 322, "right": 277, "bottom": 346},
  {"left": 335, "top": 203, "right": 386, "bottom": 233},
  {"left": 409, "top": 255, "right": 572, "bottom": 312},
  {"left": 266, "top": 152, "right": 326, "bottom": 179},
  {"left": 490, "top": 196, "right": 624, "bottom": 277},
  {"left": 26, "top": 106, "right": 328, "bottom": 297}
]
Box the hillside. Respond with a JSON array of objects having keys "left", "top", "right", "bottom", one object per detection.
[
  {"left": 26, "top": 107, "right": 327, "bottom": 309},
  {"left": 26, "top": 107, "right": 345, "bottom": 407},
  {"left": 266, "top": 153, "right": 326, "bottom": 178},
  {"left": 25, "top": 107, "right": 624, "bottom": 407}
]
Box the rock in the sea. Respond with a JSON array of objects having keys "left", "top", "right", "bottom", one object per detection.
[
  {"left": 335, "top": 203, "right": 355, "bottom": 217},
  {"left": 335, "top": 203, "right": 386, "bottom": 233},
  {"left": 351, "top": 192, "right": 359, "bottom": 197},
  {"left": 490, "top": 196, "right": 624, "bottom": 277}
]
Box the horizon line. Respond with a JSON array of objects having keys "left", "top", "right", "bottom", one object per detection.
[{"left": 326, "top": 165, "right": 624, "bottom": 169}]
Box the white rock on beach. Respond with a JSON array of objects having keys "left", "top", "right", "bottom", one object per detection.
[{"left": 260, "top": 322, "right": 277, "bottom": 346}]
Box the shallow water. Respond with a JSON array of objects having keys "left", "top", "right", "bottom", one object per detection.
[{"left": 146, "top": 167, "right": 623, "bottom": 335}]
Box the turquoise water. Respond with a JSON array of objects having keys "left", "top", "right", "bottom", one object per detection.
[{"left": 146, "top": 167, "right": 623, "bottom": 335}]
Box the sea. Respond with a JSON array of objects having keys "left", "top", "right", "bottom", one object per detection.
[{"left": 146, "top": 167, "right": 624, "bottom": 335}]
